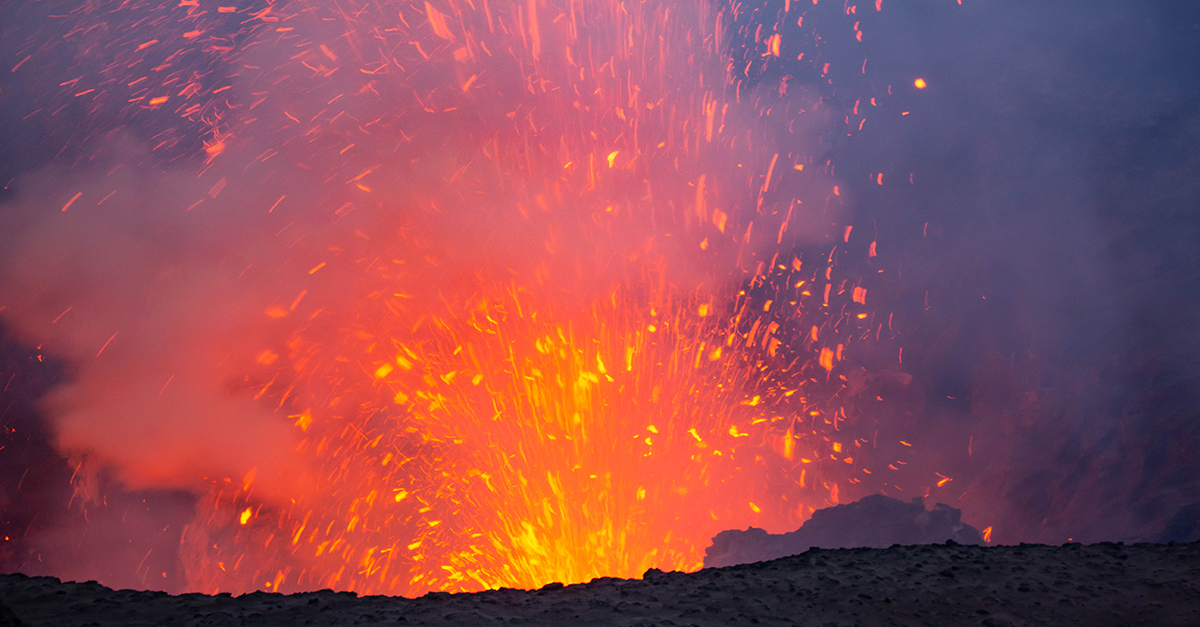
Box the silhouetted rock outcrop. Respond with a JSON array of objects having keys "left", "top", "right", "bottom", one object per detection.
[{"left": 704, "top": 495, "right": 984, "bottom": 568}]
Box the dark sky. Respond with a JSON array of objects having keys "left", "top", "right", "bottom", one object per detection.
[{"left": 2, "top": 0, "right": 1200, "bottom": 589}]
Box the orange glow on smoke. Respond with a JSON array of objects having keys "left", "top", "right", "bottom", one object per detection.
[
  {"left": 913, "top": 78, "right": 928, "bottom": 89},
  {"left": 26, "top": 0, "right": 933, "bottom": 597}
]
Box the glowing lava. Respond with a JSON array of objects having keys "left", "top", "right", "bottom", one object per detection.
[{"left": 15, "top": 0, "right": 917, "bottom": 596}]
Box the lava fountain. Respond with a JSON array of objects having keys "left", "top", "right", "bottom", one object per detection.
[{"left": 1, "top": 0, "right": 919, "bottom": 595}]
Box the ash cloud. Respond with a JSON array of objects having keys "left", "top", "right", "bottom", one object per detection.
[
  {"left": 827, "top": 0, "right": 1200, "bottom": 542},
  {"left": 0, "top": 144, "right": 306, "bottom": 497},
  {"left": 0, "top": 140, "right": 329, "bottom": 590}
]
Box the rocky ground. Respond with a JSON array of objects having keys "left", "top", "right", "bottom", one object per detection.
[{"left": 2, "top": 541, "right": 1199, "bottom": 626}]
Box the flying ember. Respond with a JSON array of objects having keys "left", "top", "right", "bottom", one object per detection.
[{"left": 6, "top": 0, "right": 921, "bottom": 596}]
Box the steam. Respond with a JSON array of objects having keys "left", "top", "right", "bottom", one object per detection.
[{"left": 0, "top": 144, "right": 305, "bottom": 497}]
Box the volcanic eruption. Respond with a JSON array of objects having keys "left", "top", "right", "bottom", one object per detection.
[{"left": 2, "top": 0, "right": 1199, "bottom": 602}]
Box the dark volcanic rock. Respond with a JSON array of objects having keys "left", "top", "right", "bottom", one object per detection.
[
  {"left": 3, "top": 543, "right": 1200, "bottom": 626},
  {"left": 0, "top": 601, "right": 28, "bottom": 627},
  {"left": 703, "top": 495, "right": 984, "bottom": 568}
]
